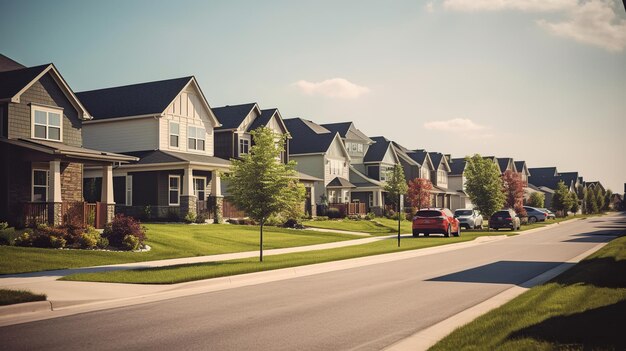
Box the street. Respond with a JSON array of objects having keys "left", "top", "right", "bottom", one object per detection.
[{"left": 2, "top": 214, "right": 624, "bottom": 351}]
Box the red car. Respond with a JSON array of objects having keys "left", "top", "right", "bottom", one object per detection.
[{"left": 412, "top": 208, "right": 461, "bottom": 237}]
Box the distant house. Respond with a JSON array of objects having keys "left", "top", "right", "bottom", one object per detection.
[
  {"left": 213, "top": 103, "right": 320, "bottom": 216},
  {"left": 77, "top": 76, "right": 229, "bottom": 221},
  {"left": 0, "top": 56, "right": 135, "bottom": 228},
  {"left": 514, "top": 161, "right": 530, "bottom": 186},
  {"left": 448, "top": 158, "right": 474, "bottom": 210},
  {"left": 496, "top": 157, "right": 516, "bottom": 175},
  {"left": 427, "top": 152, "right": 455, "bottom": 208}
]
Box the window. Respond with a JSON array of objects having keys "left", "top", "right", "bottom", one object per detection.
[
  {"left": 357, "top": 144, "right": 363, "bottom": 152},
  {"left": 169, "top": 122, "right": 179, "bottom": 148},
  {"left": 421, "top": 167, "right": 430, "bottom": 180},
  {"left": 194, "top": 177, "right": 206, "bottom": 201},
  {"left": 368, "top": 194, "right": 374, "bottom": 207},
  {"left": 187, "top": 126, "right": 205, "bottom": 151},
  {"left": 32, "top": 169, "right": 49, "bottom": 202},
  {"left": 169, "top": 175, "right": 180, "bottom": 205},
  {"left": 329, "top": 159, "right": 343, "bottom": 175},
  {"left": 32, "top": 107, "right": 62, "bottom": 141},
  {"left": 328, "top": 190, "right": 336, "bottom": 203},
  {"left": 380, "top": 166, "right": 392, "bottom": 181},
  {"left": 344, "top": 190, "right": 350, "bottom": 203},
  {"left": 125, "top": 175, "right": 133, "bottom": 206},
  {"left": 239, "top": 138, "right": 250, "bottom": 155},
  {"left": 438, "top": 170, "right": 447, "bottom": 184},
  {"left": 351, "top": 143, "right": 357, "bottom": 152}
]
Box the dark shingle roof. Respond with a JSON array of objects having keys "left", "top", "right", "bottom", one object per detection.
[
  {"left": 0, "top": 54, "right": 26, "bottom": 73},
  {"left": 449, "top": 158, "right": 467, "bottom": 175},
  {"left": 406, "top": 149, "right": 428, "bottom": 165},
  {"left": 364, "top": 136, "right": 393, "bottom": 163},
  {"left": 514, "top": 161, "right": 527, "bottom": 173},
  {"left": 283, "top": 118, "right": 336, "bottom": 155},
  {"left": 529, "top": 167, "right": 558, "bottom": 178},
  {"left": 248, "top": 108, "right": 275, "bottom": 131},
  {"left": 76, "top": 76, "right": 193, "bottom": 120},
  {"left": 0, "top": 64, "right": 49, "bottom": 100},
  {"left": 497, "top": 158, "right": 512, "bottom": 172},
  {"left": 430, "top": 152, "right": 445, "bottom": 169},
  {"left": 327, "top": 177, "right": 356, "bottom": 188},
  {"left": 124, "top": 150, "right": 230, "bottom": 167},
  {"left": 213, "top": 103, "right": 258, "bottom": 130},
  {"left": 529, "top": 177, "right": 561, "bottom": 190},
  {"left": 321, "top": 122, "right": 351, "bottom": 137},
  {"left": 558, "top": 172, "right": 579, "bottom": 187}
]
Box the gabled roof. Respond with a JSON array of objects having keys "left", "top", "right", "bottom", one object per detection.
[
  {"left": 364, "top": 136, "right": 397, "bottom": 163},
  {"left": 77, "top": 76, "right": 193, "bottom": 120},
  {"left": 429, "top": 152, "right": 452, "bottom": 172},
  {"left": 449, "top": 158, "right": 468, "bottom": 176},
  {"left": 558, "top": 172, "right": 579, "bottom": 188},
  {"left": 390, "top": 141, "right": 419, "bottom": 166},
  {"left": 529, "top": 167, "right": 558, "bottom": 178},
  {"left": 1, "top": 138, "right": 137, "bottom": 163},
  {"left": 283, "top": 118, "right": 341, "bottom": 155},
  {"left": 322, "top": 122, "right": 374, "bottom": 144},
  {"left": 349, "top": 165, "right": 384, "bottom": 189},
  {"left": 0, "top": 63, "right": 91, "bottom": 120},
  {"left": 497, "top": 158, "right": 514, "bottom": 173},
  {"left": 529, "top": 177, "right": 561, "bottom": 190},
  {"left": 213, "top": 103, "right": 259, "bottom": 130},
  {"left": 247, "top": 108, "right": 290, "bottom": 137},
  {"left": 406, "top": 149, "right": 429, "bottom": 167},
  {"left": 0, "top": 54, "right": 26, "bottom": 73},
  {"left": 327, "top": 177, "right": 356, "bottom": 188},
  {"left": 123, "top": 149, "right": 230, "bottom": 168},
  {"left": 514, "top": 161, "right": 530, "bottom": 176}
]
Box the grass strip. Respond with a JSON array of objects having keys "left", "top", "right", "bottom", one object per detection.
[
  {"left": 430, "top": 234, "right": 626, "bottom": 351},
  {"left": 61, "top": 232, "right": 509, "bottom": 284},
  {"left": 0, "top": 289, "right": 47, "bottom": 306}
]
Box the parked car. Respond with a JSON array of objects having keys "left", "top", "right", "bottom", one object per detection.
[
  {"left": 540, "top": 208, "right": 556, "bottom": 220},
  {"left": 489, "top": 209, "right": 521, "bottom": 231},
  {"left": 454, "top": 209, "right": 483, "bottom": 229},
  {"left": 412, "top": 208, "right": 461, "bottom": 237},
  {"left": 523, "top": 206, "right": 548, "bottom": 223}
]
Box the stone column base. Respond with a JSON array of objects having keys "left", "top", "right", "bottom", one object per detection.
[
  {"left": 213, "top": 196, "right": 224, "bottom": 224},
  {"left": 180, "top": 195, "right": 197, "bottom": 221},
  {"left": 49, "top": 202, "right": 62, "bottom": 226},
  {"left": 370, "top": 206, "right": 383, "bottom": 217}
]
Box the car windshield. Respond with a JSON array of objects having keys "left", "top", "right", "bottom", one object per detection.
[
  {"left": 416, "top": 210, "right": 442, "bottom": 217},
  {"left": 491, "top": 211, "right": 510, "bottom": 218},
  {"left": 455, "top": 210, "right": 472, "bottom": 216}
]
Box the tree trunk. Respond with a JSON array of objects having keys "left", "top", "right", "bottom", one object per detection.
[{"left": 260, "top": 218, "right": 264, "bottom": 262}]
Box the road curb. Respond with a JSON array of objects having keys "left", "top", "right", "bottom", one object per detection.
[
  {"left": 383, "top": 241, "right": 609, "bottom": 351},
  {"left": 0, "top": 301, "right": 52, "bottom": 317}
]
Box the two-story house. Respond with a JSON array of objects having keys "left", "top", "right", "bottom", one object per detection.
[
  {"left": 403, "top": 148, "right": 434, "bottom": 182},
  {"left": 77, "top": 76, "right": 229, "bottom": 222},
  {"left": 427, "top": 152, "right": 455, "bottom": 208},
  {"left": 0, "top": 56, "right": 136, "bottom": 228},
  {"left": 283, "top": 118, "right": 356, "bottom": 215},
  {"left": 213, "top": 103, "right": 320, "bottom": 217},
  {"left": 448, "top": 157, "right": 474, "bottom": 211},
  {"left": 514, "top": 161, "right": 530, "bottom": 186},
  {"left": 496, "top": 157, "right": 517, "bottom": 175}
]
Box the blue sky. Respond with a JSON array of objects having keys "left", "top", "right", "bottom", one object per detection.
[{"left": 1, "top": 0, "right": 625, "bottom": 193}]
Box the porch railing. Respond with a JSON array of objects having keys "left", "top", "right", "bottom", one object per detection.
[
  {"left": 328, "top": 202, "right": 367, "bottom": 216},
  {"left": 23, "top": 202, "right": 100, "bottom": 228},
  {"left": 222, "top": 198, "right": 247, "bottom": 219}
]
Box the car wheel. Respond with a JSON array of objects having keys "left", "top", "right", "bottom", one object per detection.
[
  {"left": 529, "top": 216, "right": 537, "bottom": 224},
  {"left": 424, "top": 233, "right": 429, "bottom": 237},
  {"left": 454, "top": 225, "right": 461, "bottom": 237},
  {"left": 444, "top": 225, "right": 451, "bottom": 237},
  {"left": 412, "top": 230, "right": 418, "bottom": 237},
  {"left": 475, "top": 222, "right": 481, "bottom": 230}
]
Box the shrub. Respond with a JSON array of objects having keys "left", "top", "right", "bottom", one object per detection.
[
  {"left": 121, "top": 234, "right": 140, "bottom": 251},
  {"left": 14, "top": 231, "right": 33, "bottom": 247},
  {"left": 103, "top": 214, "right": 146, "bottom": 248},
  {"left": 326, "top": 208, "right": 342, "bottom": 219},
  {"left": 184, "top": 211, "right": 197, "bottom": 224},
  {"left": 314, "top": 216, "right": 329, "bottom": 221},
  {"left": 167, "top": 209, "right": 180, "bottom": 222},
  {"left": 79, "top": 227, "right": 102, "bottom": 249},
  {"left": 365, "top": 212, "right": 376, "bottom": 221},
  {"left": 143, "top": 206, "right": 152, "bottom": 220},
  {"left": 265, "top": 214, "right": 283, "bottom": 227},
  {"left": 385, "top": 209, "right": 396, "bottom": 219},
  {"left": 283, "top": 218, "right": 303, "bottom": 229},
  {"left": 0, "top": 222, "right": 8, "bottom": 230},
  {"left": 0, "top": 227, "right": 18, "bottom": 246},
  {"left": 195, "top": 212, "right": 210, "bottom": 224},
  {"left": 49, "top": 236, "right": 66, "bottom": 249}
]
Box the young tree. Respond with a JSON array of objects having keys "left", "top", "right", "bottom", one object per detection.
[
  {"left": 502, "top": 170, "right": 526, "bottom": 216},
  {"left": 464, "top": 154, "right": 505, "bottom": 218},
  {"left": 595, "top": 187, "right": 605, "bottom": 212},
  {"left": 527, "top": 192, "right": 545, "bottom": 208},
  {"left": 384, "top": 164, "right": 409, "bottom": 213},
  {"left": 407, "top": 178, "right": 433, "bottom": 210},
  {"left": 585, "top": 187, "right": 599, "bottom": 214},
  {"left": 603, "top": 189, "right": 613, "bottom": 211},
  {"left": 552, "top": 181, "right": 574, "bottom": 216},
  {"left": 569, "top": 192, "right": 580, "bottom": 214},
  {"left": 227, "top": 127, "right": 305, "bottom": 261}
]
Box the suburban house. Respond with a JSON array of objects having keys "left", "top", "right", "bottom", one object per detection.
[
  {"left": 425, "top": 152, "right": 456, "bottom": 208},
  {"left": 528, "top": 167, "right": 586, "bottom": 209},
  {"left": 514, "top": 161, "right": 530, "bottom": 186},
  {"left": 212, "top": 103, "right": 320, "bottom": 217},
  {"left": 77, "top": 76, "right": 229, "bottom": 222},
  {"left": 0, "top": 56, "right": 136, "bottom": 228},
  {"left": 448, "top": 158, "right": 474, "bottom": 211},
  {"left": 496, "top": 157, "right": 517, "bottom": 175},
  {"left": 283, "top": 118, "right": 360, "bottom": 215}
]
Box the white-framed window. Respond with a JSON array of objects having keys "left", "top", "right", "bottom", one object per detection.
[
  {"left": 368, "top": 193, "right": 374, "bottom": 207},
  {"left": 357, "top": 144, "right": 363, "bottom": 152},
  {"left": 125, "top": 175, "right": 133, "bottom": 206},
  {"left": 32, "top": 106, "right": 62, "bottom": 141},
  {"left": 328, "top": 190, "right": 336, "bottom": 203},
  {"left": 169, "top": 122, "right": 179, "bottom": 148},
  {"left": 193, "top": 177, "right": 206, "bottom": 201},
  {"left": 344, "top": 190, "right": 350, "bottom": 203},
  {"left": 239, "top": 138, "right": 250, "bottom": 155},
  {"left": 32, "top": 169, "right": 49, "bottom": 202},
  {"left": 187, "top": 126, "right": 205, "bottom": 151},
  {"left": 329, "top": 159, "right": 343, "bottom": 175},
  {"left": 438, "top": 170, "right": 447, "bottom": 184},
  {"left": 380, "top": 166, "right": 392, "bottom": 181},
  {"left": 169, "top": 175, "right": 180, "bottom": 206}
]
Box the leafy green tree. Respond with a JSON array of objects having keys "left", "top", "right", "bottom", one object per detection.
[
  {"left": 569, "top": 192, "right": 580, "bottom": 213},
  {"left": 527, "top": 192, "right": 545, "bottom": 208},
  {"left": 552, "top": 181, "right": 574, "bottom": 216},
  {"left": 595, "top": 187, "right": 605, "bottom": 213},
  {"left": 603, "top": 189, "right": 613, "bottom": 211},
  {"left": 464, "top": 154, "right": 505, "bottom": 218},
  {"left": 384, "top": 163, "right": 409, "bottom": 212},
  {"left": 585, "top": 187, "right": 599, "bottom": 214},
  {"left": 227, "top": 127, "right": 305, "bottom": 261}
]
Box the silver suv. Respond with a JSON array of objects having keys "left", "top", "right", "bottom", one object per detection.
[{"left": 454, "top": 209, "right": 483, "bottom": 229}]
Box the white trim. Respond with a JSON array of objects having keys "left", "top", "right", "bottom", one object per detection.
[
  {"left": 187, "top": 125, "right": 206, "bottom": 152},
  {"left": 193, "top": 176, "right": 207, "bottom": 201},
  {"left": 31, "top": 105, "right": 63, "bottom": 142},
  {"left": 239, "top": 136, "right": 250, "bottom": 155},
  {"left": 31, "top": 168, "right": 49, "bottom": 202},
  {"left": 125, "top": 174, "right": 133, "bottom": 206},
  {"left": 82, "top": 114, "right": 160, "bottom": 124},
  {"left": 168, "top": 175, "right": 181, "bottom": 206}
]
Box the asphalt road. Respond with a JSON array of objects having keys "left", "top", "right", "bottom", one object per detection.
[{"left": 2, "top": 214, "right": 624, "bottom": 351}]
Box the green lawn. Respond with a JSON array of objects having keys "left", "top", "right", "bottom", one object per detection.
[
  {"left": 303, "top": 218, "right": 412, "bottom": 235},
  {"left": 61, "top": 231, "right": 511, "bottom": 284},
  {"left": 0, "top": 224, "right": 356, "bottom": 275},
  {"left": 0, "top": 289, "right": 47, "bottom": 306},
  {"left": 430, "top": 235, "right": 626, "bottom": 351}
]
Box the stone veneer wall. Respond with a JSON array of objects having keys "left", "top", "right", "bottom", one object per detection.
[{"left": 61, "top": 162, "right": 83, "bottom": 202}]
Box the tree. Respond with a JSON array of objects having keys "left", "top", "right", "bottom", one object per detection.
[
  {"left": 603, "top": 189, "right": 613, "bottom": 211},
  {"left": 384, "top": 163, "right": 408, "bottom": 212},
  {"left": 595, "top": 187, "right": 605, "bottom": 212},
  {"left": 464, "top": 154, "right": 505, "bottom": 218},
  {"left": 552, "top": 181, "right": 574, "bottom": 216},
  {"left": 585, "top": 187, "right": 599, "bottom": 214},
  {"left": 407, "top": 178, "right": 433, "bottom": 210},
  {"left": 569, "top": 192, "right": 580, "bottom": 214},
  {"left": 527, "top": 192, "right": 545, "bottom": 208},
  {"left": 226, "top": 127, "right": 305, "bottom": 261},
  {"left": 502, "top": 170, "right": 526, "bottom": 216}
]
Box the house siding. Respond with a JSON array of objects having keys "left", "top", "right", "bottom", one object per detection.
[
  {"left": 83, "top": 118, "right": 158, "bottom": 152},
  {"left": 214, "top": 131, "right": 234, "bottom": 160}
]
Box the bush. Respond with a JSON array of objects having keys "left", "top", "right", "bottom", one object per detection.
[
  {"left": 96, "top": 236, "right": 109, "bottom": 249},
  {"left": 365, "top": 212, "right": 376, "bottom": 221},
  {"left": 49, "top": 236, "right": 67, "bottom": 249},
  {"left": 0, "top": 222, "right": 8, "bottom": 230},
  {"left": 78, "top": 227, "right": 102, "bottom": 249},
  {"left": 385, "top": 209, "right": 396, "bottom": 219},
  {"left": 184, "top": 211, "right": 197, "bottom": 224},
  {"left": 0, "top": 227, "right": 18, "bottom": 246},
  {"left": 121, "top": 234, "right": 140, "bottom": 251},
  {"left": 195, "top": 212, "right": 210, "bottom": 224},
  {"left": 314, "top": 216, "right": 329, "bottom": 221},
  {"left": 347, "top": 215, "right": 362, "bottom": 221},
  {"left": 167, "top": 209, "right": 180, "bottom": 222},
  {"left": 265, "top": 215, "right": 283, "bottom": 227},
  {"left": 283, "top": 218, "right": 303, "bottom": 229},
  {"left": 103, "top": 214, "right": 146, "bottom": 248},
  {"left": 326, "top": 208, "right": 343, "bottom": 219},
  {"left": 14, "top": 231, "right": 33, "bottom": 247}
]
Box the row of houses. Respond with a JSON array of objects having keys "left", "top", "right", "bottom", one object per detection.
[{"left": 0, "top": 54, "right": 607, "bottom": 228}]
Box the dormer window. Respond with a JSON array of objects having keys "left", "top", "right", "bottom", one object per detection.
[
  {"left": 188, "top": 126, "right": 205, "bottom": 151},
  {"left": 32, "top": 106, "right": 62, "bottom": 142}
]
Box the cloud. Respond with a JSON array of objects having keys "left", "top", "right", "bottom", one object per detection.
[
  {"left": 538, "top": 1, "right": 626, "bottom": 52},
  {"left": 424, "top": 118, "right": 489, "bottom": 132},
  {"left": 443, "top": 0, "right": 626, "bottom": 52},
  {"left": 293, "top": 78, "right": 370, "bottom": 99}
]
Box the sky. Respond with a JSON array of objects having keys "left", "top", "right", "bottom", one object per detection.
[{"left": 1, "top": 0, "right": 625, "bottom": 193}]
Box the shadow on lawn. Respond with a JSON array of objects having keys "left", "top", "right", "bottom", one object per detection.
[{"left": 507, "top": 299, "right": 626, "bottom": 350}]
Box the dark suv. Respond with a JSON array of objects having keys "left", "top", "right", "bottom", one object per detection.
[{"left": 489, "top": 209, "right": 521, "bottom": 231}]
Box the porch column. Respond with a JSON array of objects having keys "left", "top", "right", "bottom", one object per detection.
[
  {"left": 181, "top": 166, "right": 197, "bottom": 219},
  {"left": 310, "top": 185, "right": 316, "bottom": 217},
  {"left": 49, "top": 160, "right": 62, "bottom": 226},
  {"left": 372, "top": 190, "right": 383, "bottom": 216},
  {"left": 101, "top": 164, "right": 115, "bottom": 224},
  {"left": 211, "top": 170, "right": 223, "bottom": 224}
]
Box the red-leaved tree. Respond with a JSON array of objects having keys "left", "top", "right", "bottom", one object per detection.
[
  {"left": 407, "top": 178, "right": 433, "bottom": 210},
  {"left": 502, "top": 170, "right": 526, "bottom": 216}
]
